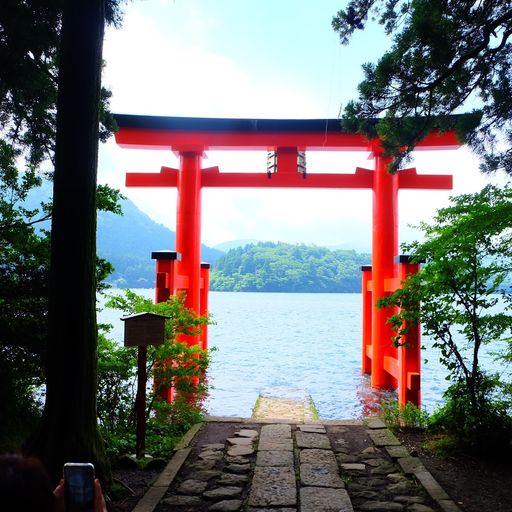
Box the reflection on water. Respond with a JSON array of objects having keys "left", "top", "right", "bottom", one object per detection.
[{"left": 100, "top": 289, "right": 498, "bottom": 419}]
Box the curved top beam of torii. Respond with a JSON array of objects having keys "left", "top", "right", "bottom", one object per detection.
[
  {"left": 113, "top": 114, "right": 462, "bottom": 191},
  {"left": 114, "top": 114, "right": 461, "bottom": 152}
]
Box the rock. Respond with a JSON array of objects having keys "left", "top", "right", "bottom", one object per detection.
[
  {"left": 351, "top": 490, "right": 379, "bottom": 500},
  {"left": 225, "top": 463, "right": 251, "bottom": 474},
  {"left": 162, "top": 494, "right": 202, "bottom": 507},
  {"left": 407, "top": 504, "right": 436, "bottom": 512},
  {"left": 365, "top": 458, "right": 390, "bottom": 467},
  {"left": 203, "top": 486, "right": 243, "bottom": 499},
  {"left": 387, "top": 481, "right": 412, "bottom": 494},
  {"left": 359, "top": 501, "right": 404, "bottom": 511},
  {"left": 200, "top": 449, "right": 224, "bottom": 461},
  {"left": 177, "top": 479, "right": 208, "bottom": 495},
  {"left": 387, "top": 473, "right": 409, "bottom": 483},
  {"left": 227, "top": 445, "right": 255, "bottom": 457},
  {"left": 190, "top": 459, "right": 217, "bottom": 470},
  {"left": 224, "top": 455, "right": 250, "bottom": 464},
  {"left": 218, "top": 473, "right": 249, "bottom": 485},
  {"left": 191, "top": 469, "right": 223, "bottom": 481},
  {"left": 394, "top": 495, "right": 425, "bottom": 504},
  {"left": 336, "top": 453, "right": 360, "bottom": 463},
  {"left": 370, "top": 462, "right": 396, "bottom": 475},
  {"left": 360, "top": 447, "right": 383, "bottom": 459},
  {"left": 341, "top": 463, "right": 366, "bottom": 472},
  {"left": 208, "top": 499, "right": 243, "bottom": 511},
  {"left": 227, "top": 437, "right": 254, "bottom": 446},
  {"left": 236, "top": 429, "right": 259, "bottom": 438},
  {"left": 247, "top": 509, "right": 296, "bottom": 512}
]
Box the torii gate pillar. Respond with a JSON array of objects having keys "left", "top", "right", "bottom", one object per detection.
[
  {"left": 176, "top": 151, "right": 202, "bottom": 318},
  {"left": 371, "top": 150, "right": 399, "bottom": 389}
]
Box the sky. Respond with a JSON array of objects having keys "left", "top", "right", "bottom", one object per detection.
[{"left": 99, "top": 0, "right": 493, "bottom": 251}]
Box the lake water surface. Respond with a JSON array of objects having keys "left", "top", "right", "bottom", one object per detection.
[{"left": 99, "top": 290, "right": 506, "bottom": 419}]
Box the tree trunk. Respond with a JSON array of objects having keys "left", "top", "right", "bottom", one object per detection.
[{"left": 27, "top": 0, "right": 109, "bottom": 484}]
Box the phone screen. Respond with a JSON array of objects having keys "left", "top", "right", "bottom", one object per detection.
[{"left": 63, "top": 463, "right": 95, "bottom": 512}]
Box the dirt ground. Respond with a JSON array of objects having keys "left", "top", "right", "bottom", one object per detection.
[
  {"left": 397, "top": 430, "right": 512, "bottom": 512},
  {"left": 106, "top": 422, "right": 512, "bottom": 512}
]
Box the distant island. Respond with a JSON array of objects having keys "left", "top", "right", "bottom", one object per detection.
[{"left": 210, "top": 242, "right": 370, "bottom": 293}]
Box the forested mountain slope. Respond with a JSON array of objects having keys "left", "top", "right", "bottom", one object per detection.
[{"left": 210, "top": 242, "right": 370, "bottom": 292}]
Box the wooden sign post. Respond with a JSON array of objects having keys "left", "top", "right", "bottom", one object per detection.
[{"left": 122, "top": 312, "right": 168, "bottom": 459}]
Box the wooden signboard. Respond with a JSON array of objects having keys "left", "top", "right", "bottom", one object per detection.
[{"left": 121, "top": 312, "right": 168, "bottom": 347}]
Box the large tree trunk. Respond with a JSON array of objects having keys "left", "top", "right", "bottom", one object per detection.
[{"left": 28, "top": 0, "right": 109, "bottom": 483}]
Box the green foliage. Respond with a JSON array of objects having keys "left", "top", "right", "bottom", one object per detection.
[
  {"left": 98, "top": 290, "right": 211, "bottom": 461},
  {"left": 379, "top": 399, "right": 429, "bottom": 432},
  {"left": 378, "top": 184, "right": 512, "bottom": 450},
  {"left": 332, "top": 1, "right": 512, "bottom": 175},
  {"left": 210, "top": 242, "right": 370, "bottom": 292}
]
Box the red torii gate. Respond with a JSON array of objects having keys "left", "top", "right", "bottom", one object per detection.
[{"left": 114, "top": 115, "right": 460, "bottom": 406}]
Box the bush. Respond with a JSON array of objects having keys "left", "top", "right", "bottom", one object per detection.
[
  {"left": 97, "top": 291, "right": 212, "bottom": 463},
  {"left": 379, "top": 399, "right": 429, "bottom": 432},
  {"left": 429, "top": 379, "right": 512, "bottom": 454}
]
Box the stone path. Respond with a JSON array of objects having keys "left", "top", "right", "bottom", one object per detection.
[
  {"left": 252, "top": 395, "right": 318, "bottom": 422},
  {"left": 134, "top": 418, "right": 462, "bottom": 512}
]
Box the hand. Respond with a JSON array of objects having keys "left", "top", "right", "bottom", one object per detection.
[
  {"left": 53, "top": 479, "right": 66, "bottom": 512},
  {"left": 53, "top": 478, "right": 107, "bottom": 512},
  {"left": 94, "top": 479, "right": 107, "bottom": 512}
]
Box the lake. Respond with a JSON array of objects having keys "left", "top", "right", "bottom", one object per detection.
[{"left": 98, "top": 290, "right": 504, "bottom": 420}]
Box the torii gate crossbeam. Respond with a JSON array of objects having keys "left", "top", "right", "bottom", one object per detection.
[{"left": 114, "top": 114, "right": 461, "bottom": 407}]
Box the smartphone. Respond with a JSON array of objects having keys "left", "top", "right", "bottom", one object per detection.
[{"left": 63, "top": 462, "right": 95, "bottom": 512}]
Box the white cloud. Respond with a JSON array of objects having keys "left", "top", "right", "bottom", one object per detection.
[{"left": 100, "top": 2, "right": 490, "bottom": 250}]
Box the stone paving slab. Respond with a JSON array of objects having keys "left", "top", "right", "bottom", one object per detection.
[
  {"left": 385, "top": 445, "right": 410, "bottom": 459},
  {"left": 249, "top": 466, "right": 297, "bottom": 507},
  {"left": 414, "top": 470, "right": 450, "bottom": 501},
  {"left": 298, "top": 424, "right": 326, "bottom": 433},
  {"left": 397, "top": 456, "right": 426, "bottom": 475},
  {"left": 300, "top": 462, "right": 345, "bottom": 488},
  {"left": 300, "top": 448, "right": 337, "bottom": 465},
  {"left": 257, "top": 439, "right": 294, "bottom": 451},
  {"left": 365, "top": 417, "right": 386, "bottom": 429},
  {"left": 295, "top": 431, "right": 331, "bottom": 449},
  {"left": 300, "top": 486, "right": 354, "bottom": 512},
  {"left": 367, "top": 428, "right": 401, "bottom": 446},
  {"left": 256, "top": 450, "right": 294, "bottom": 467},
  {"left": 259, "top": 423, "right": 292, "bottom": 438}
]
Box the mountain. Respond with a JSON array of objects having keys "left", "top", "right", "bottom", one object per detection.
[
  {"left": 98, "top": 199, "right": 224, "bottom": 287},
  {"left": 210, "top": 241, "right": 371, "bottom": 293},
  {"left": 24, "top": 183, "right": 224, "bottom": 288}
]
